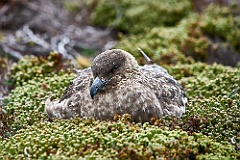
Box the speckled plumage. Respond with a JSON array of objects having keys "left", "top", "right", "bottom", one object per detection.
[{"left": 45, "top": 49, "right": 187, "bottom": 122}]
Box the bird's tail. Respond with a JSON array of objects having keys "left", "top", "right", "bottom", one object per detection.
[
  {"left": 137, "top": 47, "right": 154, "bottom": 64},
  {"left": 45, "top": 98, "right": 54, "bottom": 118}
]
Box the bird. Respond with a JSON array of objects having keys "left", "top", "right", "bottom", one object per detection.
[{"left": 45, "top": 49, "right": 187, "bottom": 122}]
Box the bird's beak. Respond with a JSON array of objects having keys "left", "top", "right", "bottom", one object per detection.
[{"left": 90, "top": 77, "right": 106, "bottom": 99}]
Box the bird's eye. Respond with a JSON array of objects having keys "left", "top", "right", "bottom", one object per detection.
[
  {"left": 110, "top": 65, "right": 119, "bottom": 73},
  {"left": 113, "top": 65, "right": 119, "bottom": 70}
]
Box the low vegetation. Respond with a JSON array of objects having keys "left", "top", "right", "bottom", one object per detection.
[{"left": 1, "top": 0, "right": 240, "bottom": 159}]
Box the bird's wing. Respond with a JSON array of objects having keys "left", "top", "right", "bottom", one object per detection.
[
  {"left": 45, "top": 68, "right": 93, "bottom": 119},
  {"left": 140, "top": 64, "right": 187, "bottom": 117},
  {"left": 59, "top": 68, "right": 93, "bottom": 102}
]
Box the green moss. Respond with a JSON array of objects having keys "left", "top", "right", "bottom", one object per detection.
[
  {"left": 8, "top": 51, "right": 71, "bottom": 86},
  {"left": 87, "top": 0, "right": 191, "bottom": 34},
  {"left": 116, "top": 4, "right": 240, "bottom": 64},
  {"left": 4, "top": 73, "right": 76, "bottom": 131},
  {"left": 2, "top": 52, "right": 75, "bottom": 131},
  {"left": 116, "top": 26, "right": 187, "bottom": 64},
  {"left": 116, "top": 14, "right": 210, "bottom": 65},
  {"left": 116, "top": 4, "right": 240, "bottom": 65},
  {"left": 166, "top": 63, "right": 239, "bottom": 98},
  {"left": 1, "top": 55, "right": 239, "bottom": 158},
  {"left": 0, "top": 118, "right": 238, "bottom": 159},
  {"left": 155, "top": 63, "right": 240, "bottom": 144},
  {"left": 199, "top": 4, "right": 240, "bottom": 53},
  {"left": 1, "top": 2, "right": 240, "bottom": 158}
]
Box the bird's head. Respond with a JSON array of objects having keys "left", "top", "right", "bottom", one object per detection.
[{"left": 90, "top": 49, "right": 139, "bottom": 99}]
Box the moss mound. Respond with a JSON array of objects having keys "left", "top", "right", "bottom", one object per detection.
[
  {"left": 116, "top": 14, "right": 212, "bottom": 65},
  {"left": 116, "top": 4, "right": 240, "bottom": 65},
  {"left": 199, "top": 4, "right": 240, "bottom": 53},
  {"left": 8, "top": 52, "right": 70, "bottom": 86},
  {"left": 2, "top": 52, "right": 76, "bottom": 132},
  {"left": 1, "top": 54, "right": 239, "bottom": 158},
  {"left": 4, "top": 73, "right": 75, "bottom": 131},
  {"left": 87, "top": 0, "right": 191, "bottom": 34},
  {"left": 0, "top": 118, "right": 238, "bottom": 159},
  {"left": 1, "top": 1, "right": 240, "bottom": 159},
  {"left": 157, "top": 63, "right": 240, "bottom": 143}
]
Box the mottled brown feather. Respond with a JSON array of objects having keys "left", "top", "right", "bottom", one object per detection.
[{"left": 45, "top": 49, "right": 187, "bottom": 122}]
